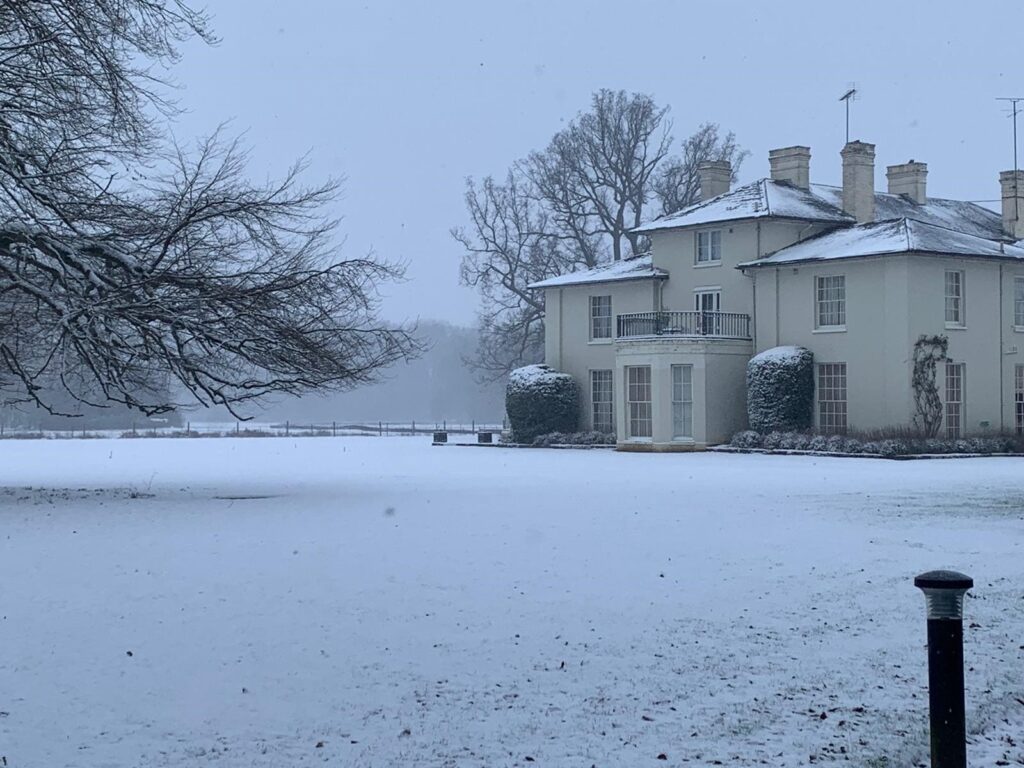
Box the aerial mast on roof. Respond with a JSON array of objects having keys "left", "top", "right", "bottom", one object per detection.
[
  {"left": 839, "top": 86, "right": 858, "bottom": 144},
  {"left": 997, "top": 96, "right": 1024, "bottom": 223}
]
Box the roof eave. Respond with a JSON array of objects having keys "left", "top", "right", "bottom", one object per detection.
[{"left": 529, "top": 272, "right": 669, "bottom": 290}]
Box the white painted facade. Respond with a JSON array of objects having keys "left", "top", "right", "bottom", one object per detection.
[{"left": 530, "top": 142, "right": 1024, "bottom": 450}]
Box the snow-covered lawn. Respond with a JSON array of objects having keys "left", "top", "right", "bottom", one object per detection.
[{"left": 1, "top": 438, "right": 1022, "bottom": 767}]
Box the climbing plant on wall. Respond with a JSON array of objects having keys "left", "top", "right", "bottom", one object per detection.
[{"left": 911, "top": 334, "right": 948, "bottom": 437}]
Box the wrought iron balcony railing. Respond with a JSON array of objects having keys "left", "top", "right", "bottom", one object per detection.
[{"left": 616, "top": 311, "right": 751, "bottom": 340}]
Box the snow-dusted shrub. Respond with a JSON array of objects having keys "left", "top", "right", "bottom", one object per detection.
[
  {"left": 746, "top": 346, "right": 814, "bottom": 433},
  {"left": 808, "top": 435, "right": 828, "bottom": 452},
  {"left": 840, "top": 437, "right": 863, "bottom": 454},
  {"left": 505, "top": 365, "right": 580, "bottom": 444},
  {"left": 762, "top": 431, "right": 786, "bottom": 450},
  {"left": 731, "top": 430, "right": 762, "bottom": 449},
  {"left": 860, "top": 441, "right": 881, "bottom": 455},
  {"left": 877, "top": 439, "right": 905, "bottom": 458},
  {"left": 531, "top": 431, "right": 614, "bottom": 447},
  {"left": 779, "top": 432, "right": 811, "bottom": 451},
  {"left": 825, "top": 434, "right": 845, "bottom": 453}
]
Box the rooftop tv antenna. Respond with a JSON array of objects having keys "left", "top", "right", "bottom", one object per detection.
[
  {"left": 997, "top": 96, "right": 1024, "bottom": 222},
  {"left": 839, "top": 86, "right": 858, "bottom": 144}
]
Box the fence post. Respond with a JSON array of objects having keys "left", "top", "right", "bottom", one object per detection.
[
  {"left": 914, "top": 570, "right": 973, "bottom": 768},
  {"left": 332, "top": 421, "right": 337, "bottom": 437},
  {"left": 285, "top": 420, "right": 290, "bottom": 437}
]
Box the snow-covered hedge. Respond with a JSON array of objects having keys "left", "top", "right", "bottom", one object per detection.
[
  {"left": 746, "top": 346, "right": 814, "bottom": 433},
  {"left": 730, "top": 430, "right": 1023, "bottom": 457},
  {"left": 505, "top": 364, "right": 580, "bottom": 444},
  {"left": 531, "top": 431, "right": 615, "bottom": 447}
]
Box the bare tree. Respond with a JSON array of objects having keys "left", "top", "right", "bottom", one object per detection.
[
  {"left": 0, "top": 1, "right": 417, "bottom": 415},
  {"left": 453, "top": 172, "right": 558, "bottom": 380},
  {"left": 653, "top": 123, "right": 749, "bottom": 216},
  {"left": 524, "top": 89, "right": 671, "bottom": 265},
  {"left": 454, "top": 90, "right": 747, "bottom": 379}
]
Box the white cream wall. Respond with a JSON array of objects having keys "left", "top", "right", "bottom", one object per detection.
[
  {"left": 650, "top": 221, "right": 833, "bottom": 321},
  {"left": 543, "top": 280, "right": 660, "bottom": 430},
  {"left": 756, "top": 254, "right": 1024, "bottom": 433},
  {"left": 905, "top": 255, "right": 1024, "bottom": 433},
  {"left": 757, "top": 257, "right": 911, "bottom": 430}
]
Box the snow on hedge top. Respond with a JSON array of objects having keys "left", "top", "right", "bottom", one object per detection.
[
  {"left": 507, "top": 364, "right": 571, "bottom": 390},
  {"left": 528, "top": 254, "right": 668, "bottom": 289},
  {"left": 740, "top": 218, "right": 1024, "bottom": 268},
  {"left": 750, "top": 345, "right": 810, "bottom": 365},
  {"left": 633, "top": 179, "right": 1004, "bottom": 238}
]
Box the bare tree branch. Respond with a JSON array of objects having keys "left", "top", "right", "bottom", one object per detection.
[{"left": 0, "top": 1, "right": 418, "bottom": 416}]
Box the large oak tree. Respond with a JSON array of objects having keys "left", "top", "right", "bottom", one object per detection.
[{"left": 454, "top": 89, "right": 746, "bottom": 380}]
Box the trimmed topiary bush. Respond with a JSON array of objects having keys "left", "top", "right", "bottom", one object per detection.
[
  {"left": 506, "top": 364, "right": 580, "bottom": 444},
  {"left": 746, "top": 346, "right": 814, "bottom": 433}
]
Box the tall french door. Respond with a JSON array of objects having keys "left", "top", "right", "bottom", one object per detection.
[{"left": 695, "top": 290, "right": 721, "bottom": 335}]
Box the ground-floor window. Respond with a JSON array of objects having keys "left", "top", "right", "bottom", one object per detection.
[
  {"left": 591, "top": 369, "right": 614, "bottom": 434},
  {"left": 817, "top": 363, "right": 847, "bottom": 434},
  {"left": 1016, "top": 365, "right": 1024, "bottom": 435},
  {"left": 671, "top": 364, "right": 693, "bottom": 438},
  {"left": 626, "top": 365, "right": 652, "bottom": 439},
  {"left": 945, "top": 362, "right": 964, "bottom": 439}
]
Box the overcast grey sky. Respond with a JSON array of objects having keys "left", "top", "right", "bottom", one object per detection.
[{"left": 170, "top": 0, "right": 1023, "bottom": 326}]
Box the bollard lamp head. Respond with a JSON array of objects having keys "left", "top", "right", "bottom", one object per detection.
[{"left": 914, "top": 570, "right": 973, "bottom": 620}]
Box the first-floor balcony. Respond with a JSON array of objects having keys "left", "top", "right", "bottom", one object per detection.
[{"left": 616, "top": 310, "right": 751, "bottom": 340}]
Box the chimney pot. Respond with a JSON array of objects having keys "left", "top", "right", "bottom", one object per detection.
[
  {"left": 1000, "top": 170, "right": 1024, "bottom": 240},
  {"left": 698, "top": 160, "right": 731, "bottom": 201},
  {"left": 768, "top": 146, "right": 811, "bottom": 189},
  {"left": 841, "top": 141, "right": 876, "bottom": 223},
  {"left": 886, "top": 161, "right": 928, "bottom": 204}
]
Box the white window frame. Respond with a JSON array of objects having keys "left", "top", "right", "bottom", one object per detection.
[
  {"left": 589, "top": 295, "right": 612, "bottom": 341},
  {"left": 817, "top": 362, "right": 847, "bottom": 434},
  {"left": 1016, "top": 365, "right": 1024, "bottom": 435},
  {"left": 590, "top": 369, "right": 614, "bottom": 435},
  {"left": 671, "top": 364, "right": 694, "bottom": 440},
  {"left": 815, "top": 275, "right": 846, "bottom": 330},
  {"left": 1014, "top": 277, "right": 1024, "bottom": 330},
  {"left": 945, "top": 270, "right": 965, "bottom": 328},
  {"left": 625, "top": 365, "right": 652, "bottom": 440},
  {"left": 696, "top": 229, "right": 722, "bottom": 264},
  {"left": 945, "top": 362, "right": 964, "bottom": 439}
]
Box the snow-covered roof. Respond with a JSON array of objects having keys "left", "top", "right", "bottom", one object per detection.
[
  {"left": 740, "top": 218, "right": 1024, "bottom": 268},
  {"left": 634, "top": 180, "right": 1005, "bottom": 240},
  {"left": 528, "top": 254, "right": 668, "bottom": 289}
]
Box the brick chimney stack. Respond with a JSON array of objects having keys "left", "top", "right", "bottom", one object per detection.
[
  {"left": 886, "top": 161, "right": 928, "bottom": 204},
  {"left": 768, "top": 146, "right": 811, "bottom": 189},
  {"left": 698, "top": 161, "right": 731, "bottom": 201},
  {"left": 841, "top": 141, "right": 876, "bottom": 223},
  {"left": 1000, "top": 170, "right": 1024, "bottom": 240}
]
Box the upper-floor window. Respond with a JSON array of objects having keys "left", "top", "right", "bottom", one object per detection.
[
  {"left": 589, "top": 295, "right": 612, "bottom": 340},
  {"left": 1014, "top": 277, "right": 1024, "bottom": 328},
  {"left": 815, "top": 275, "right": 846, "bottom": 329},
  {"left": 945, "top": 270, "right": 965, "bottom": 327},
  {"left": 696, "top": 230, "right": 722, "bottom": 264}
]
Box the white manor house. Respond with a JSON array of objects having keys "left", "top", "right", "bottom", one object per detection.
[{"left": 530, "top": 141, "right": 1024, "bottom": 450}]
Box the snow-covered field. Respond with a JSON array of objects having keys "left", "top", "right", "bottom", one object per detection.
[{"left": 1, "top": 438, "right": 1021, "bottom": 767}]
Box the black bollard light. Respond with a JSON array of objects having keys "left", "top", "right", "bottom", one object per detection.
[{"left": 913, "top": 569, "right": 973, "bottom": 768}]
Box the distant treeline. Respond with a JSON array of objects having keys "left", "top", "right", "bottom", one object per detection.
[{"left": 254, "top": 320, "right": 504, "bottom": 424}]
